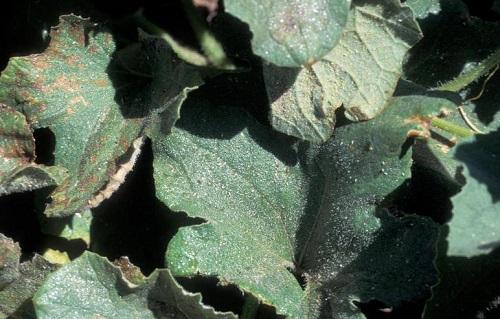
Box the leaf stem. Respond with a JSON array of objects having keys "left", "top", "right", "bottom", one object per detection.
[
  {"left": 436, "top": 47, "right": 500, "bottom": 92},
  {"left": 240, "top": 293, "right": 260, "bottom": 319},
  {"left": 430, "top": 118, "right": 475, "bottom": 138},
  {"left": 181, "top": 0, "right": 236, "bottom": 70},
  {"left": 457, "top": 105, "right": 484, "bottom": 134},
  {"left": 132, "top": 11, "right": 210, "bottom": 67}
]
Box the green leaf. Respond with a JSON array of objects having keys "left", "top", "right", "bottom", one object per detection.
[
  {"left": 0, "top": 234, "right": 58, "bottom": 319},
  {"left": 264, "top": 0, "right": 422, "bottom": 142},
  {"left": 224, "top": 0, "right": 350, "bottom": 67},
  {"left": 0, "top": 104, "right": 67, "bottom": 195},
  {"left": 39, "top": 210, "right": 92, "bottom": 246},
  {"left": 152, "top": 95, "right": 446, "bottom": 318},
  {"left": 447, "top": 129, "right": 500, "bottom": 257},
  {"left": 0, "top": 15, "right": 202, "bottom": 217},
  {"left": 405, "top": 0, "right": 441, "bottom": 18},
  {"left": 33, "top": 251, "right": 236, "bottom": 319}
]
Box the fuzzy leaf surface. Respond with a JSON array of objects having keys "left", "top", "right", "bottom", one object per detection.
[
  {"left": 264, "top": 0, "right": 422, "bottom": 142},
  {"left": 33, "top": 251, "right": 236, "bottom": 319},
  {"left": 224, "top": 0, "right": 350, "bottom": 67},
  {"left": 152, "top": 95, "right": 447, "bottom": 318},
  {"left": 447, "top": 130, "right": 500, "bottom": 257}
]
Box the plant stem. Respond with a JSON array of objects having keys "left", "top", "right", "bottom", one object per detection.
[
  {"left": 240, "top": 294, "right": 260, "bottom": 319},
  {"left": 133, "top": 12, "right": 209, "bottom": 67},
  {"left": 431, "top": 118, "right": 475, "bottom": 138},
  {"left": 181, "top": 0, "right": 236, "bottom": 70},
  {"left": 436, "top": 47, "right": 500, "bottom": 92}
]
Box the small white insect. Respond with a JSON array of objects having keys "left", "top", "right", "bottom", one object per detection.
[
  {"left": 41, "top": 23, "right": 49, "bottom": 41},
  {"left": 87, "top": 136, "right": 145, "bottom": 208}
]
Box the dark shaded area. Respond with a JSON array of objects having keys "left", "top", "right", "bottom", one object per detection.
[
  {"left": 0, "top": 0, "right": 92, "bottom": 69},
  {"left": 388, "top": 163, "right": 457, "bottom": 224},
  {"left": 0, "top": 190, "right": 86, "bottom": 261},
  {"left": 355, "top": 299, "right": 425, "bottom": 319},
  {"left": 175, "top": 276, "right": 245, "bottom": 315},
  {"left": 33, "top": 127, "right": 56, "bottom": 165},
  {"left": 404, "top": 0, "right": 500, "bottom": 88},
  {"left": 8, "top": 298, "right": 36, "bottom": 319},
  {"left": 90, "top": 139, "right": 202, "bottom": 275},
  {"left": 387, "top": 139, "right": 464, "bottom": 225},
  {"left": 287, "top": 265, "right": 308, "bottom": 291},
  {"left": 0, "top": 191, "right": 42, "bottom": 260},
  {"left": 189, "top": 12, "right": 274, "bottom": 125},
  {"left": 469, "top": 71, "right": 500, "bottom": 126},
  {"left": 463, "top": 0, "right": 500, "bottom": 20},
  {"left": 0, "top": 0, "right": 195, "bottom": 69},
  {"left": 176, "top": 276, "right": 282, "bottom": 318},
  {"left": 425, "top": 229, "right": 500, "bottom": 319}
]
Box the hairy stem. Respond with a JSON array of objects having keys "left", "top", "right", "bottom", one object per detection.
[{"left": 436, "top": 47, "right": 500, "bottom": 92}]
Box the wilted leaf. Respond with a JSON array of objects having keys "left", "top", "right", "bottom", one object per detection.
[
  {"left": 0, "top": 234, "right": 58, "bottom": 319},
  {"left": 152, "top": 95, "right": 446, "bottom": 318},
  {"left": 0, "top": 104, "right": 67, "bottom": 195},
  {"left": 33, "top": 251, "right": 236, "bottom": 319},
  {"left": 0, "top": 15, "right": 202, "bottom": 217},
  {"left": 264, "top": 0, "right": 422, "bottom": 142},
  {"left": 447, "top": 129, "right": 500, "bottom": 257},
  {"left": 224, "top": 0, "right": 350, "bottom": 67}
]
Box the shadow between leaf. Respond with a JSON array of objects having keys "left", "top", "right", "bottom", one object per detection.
[
  {"left": 90, "top": 138, "right": 202, "bottom": 275},
  {"left": 425, "top": 227, "right": 500, "bottom": 319}
]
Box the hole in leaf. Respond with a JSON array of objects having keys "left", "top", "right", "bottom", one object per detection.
[{"left": 33, "top": 127, "right": 55, "bottom": 165}]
